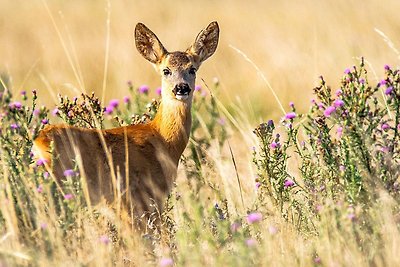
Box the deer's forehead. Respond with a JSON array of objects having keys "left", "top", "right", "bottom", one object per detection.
[{"left": 162, "top": 52, "right": 194, "bottom": 69}]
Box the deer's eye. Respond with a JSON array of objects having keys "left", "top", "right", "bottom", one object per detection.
[
  {"left": 163, "top": 68, "right": 171, "bottom": 76},
  {"left": 189, "top": 67, "right": 197, "bottom": 75}
]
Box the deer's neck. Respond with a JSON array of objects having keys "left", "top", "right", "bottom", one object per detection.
[{"left": 151, "top": 99, "right": 192, "bottom": 162}]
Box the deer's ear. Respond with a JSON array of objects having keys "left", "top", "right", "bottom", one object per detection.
[
  {"left": 187, "top": 21, "right": 219, "bottom": 63},
  {"left": 135, "top": 23, "right": 168, "bottom": 64}
]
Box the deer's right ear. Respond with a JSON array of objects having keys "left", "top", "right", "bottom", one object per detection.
[{"left": 135, "top": 23, "right": 168, "bottom": 64}]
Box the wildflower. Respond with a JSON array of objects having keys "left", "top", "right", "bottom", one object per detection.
[
  {"left": 385, "top": 86, "right": 393, "bottom": 95},
  {"left": 194, "top": 85, "right": 201, "bottom": 91},
  {"left": 9, "top": 102, "right": 22, "bottom": 110},
  {"left": 323, "top": 106, "right": 336, "bottom": 117},
  {"left": 109, "top": 99, "right": 119, "bottom": 108},
  {"left": 335, "top": 89, "right": 342, "bottom": 96},
  {"left": 201, "top": 90, "right": 207, "bottom": 97},
  {"left": 127, "top": 80, "right": 133, "bottom": 88},
  {"left": 67, "top": 110, "right": 74, "bottom": 118},
  {"left": 104, "top": 106, "right": 114, "bottom": 115},
  {"left": 381, "top": 146, "right": 389, "bottom": 153},
  {"left": 156, "top": 87, "right": 162, "bottom": 95},
  {"left": 121, "top": 96, "right": 130, "bottom": 104},
  {"left": 359, "top": 78, "right": 365, "bottom": 84},
  {"left": 397, "top": 124, "right": 400, "bottom": 131},
  {"left": 289, "top": 101, "right": 294, "bottom": 108},
  {"left": 10, "top": 123, "right": 20, "bottom": 130},
  {"left": 36, "top": 158, "right": 47, "bottom": 166},
  {"left": 384, "top": 64, "right": 391, "bottom": 71},
  {"left": 268, "top": 225, "right": 278, "bottom": 235},
  {"left": 159, "top": 257, "right": 174, "bottom": 267},
  {"left": 36, "top": 185, "right": 43, "bottom": 193},
  {"left": 347, "top": 213, "right": 356, "bottom": 221},
  {"left": 267, "top": 119, "right": 274, "bottom": 127},
  {"left": 32, "top": 89, "right": 37, "bottom": 95},
  {"left": 99, "top": 235, "right": 110, "bottom": 245},
  {"left": 270, "top": 141, "right": 280, "bottom": 149},
  {"left": 337, "top": 126, "right": 343, "bottom": 138},
  {"left": 285, "top": 112, "right": 296, "bottom": 120},
  {"left": 255, "top": 182, "right": 261, "bottom": 190},
  {"left": 217, "top": 117, "right": 226, "bottom": 126},
  {"left": 316, "top": 205, "right": 323, "bottom": 213},
  {"left": 379, "top": 79, "right": 387, "bottom": 87},
  {"left": 64, "top": 194, "right": 74, "bottom": 200},
  {"left": 247, "top": 212, "right": 262, "bottom": 224},
  {"left": 245, "top": 238, "right": 257, "bottom": 247},
  {"left": 314, "top": 257, "right": 322, "bottom": 264},
  {"left": 284, "top": 179, "right": 295, "bottom": 188},
  {"left": 344, "top": 68, "right": 351, "bottom": 74},
  {"left": 138, "top": 85, "right": 149, "bottom": 94},
  {"left": 381, "top": 123, "right": 390, "bottom": 131},
  {"left": 52, "top": 108, "right": 59, "bottom": 116},
  {"left": 40, "top": 223, "right": 48, "bottom": 230},
  {"left": 339, "top": 165, "right": 345, "bottom": 172},
  {"left": 41, "top": 119, "right": 49, "bottom": 125},
  {"left": 43, "top": 172, "right": 50, "bottom": 179},
  {"left": 230, "top": 222, "right": 241, "bottom": 233},
  {"left": 333, "top": 99, "right": 344, "bottom": 108},
  {"left": 63, "top": 169, "right": 75, "bottom": 177},
  {"left": 21, "top": 90, "right": 27, "bottom": 96}
]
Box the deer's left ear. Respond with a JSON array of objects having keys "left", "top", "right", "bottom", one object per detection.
[{"left": 187, "top": 21, "right": 219, "bottom": 64}]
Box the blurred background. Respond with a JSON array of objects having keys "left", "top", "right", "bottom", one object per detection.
[{"left": 1, "top": 0, "right": 400, "bottom": 121}]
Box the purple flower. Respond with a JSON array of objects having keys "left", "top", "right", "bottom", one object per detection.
[
  {"left": 104, "top": 106, "right": 114, "bottom": 115},
  {"left": 397, "top": 124, "right": 400, "bottom": 131},
  {"left": 335, "top": 89, "right": 343, "bottom": 96},
  {"left": 289, "top": 101, "right": 294, "bottom": 108},
  {"left": 33, "top": 109, "right": 40, "bottom": 116},
  {"left": 43, "top": 172, "right": 50, "bottom": 179},
  {"left": 67, "top": 110, "right": 74, "bottom": 118},
  {"left": 37, "top": 185, "right": 43, "bottom": 193},
  {"left": 270, "top": 141, "right": 280, "bottom": 149},
  {"left": 10, "top": 123, "right": 20, "bottom": 130},
  {"left": 314, "top": 257, "right": 322, "bottom": 264},
  {"left": 40, "top": 223, "right": 47, "bottom": 230},
  {"left": 21, "top": 90, "right": 27, "bottom": 96},
  {"left": 337, "top": 126, "right": 343, "bottom": 138},
  {"left": 99, "top": 235, "right": 110, "bottom": 245},
  {"left": 267, "top": 119, "right": 274, "bottom": 127},
  {"left": 41, "top": 119, "right": 49, "bottom": 125},
  {"left": 217, "top": 117, "right": 226, "bottom": 126},
  {"left": 347, "top": 213, "right": 356, "bottom": 221},
  {"left": 385, "top": 86, "right": 393, "bottom": 95},
  {"left": 381, "top": 146, "right": 389, "bottom": 153},
  {"left": 323, "top": 106, "right": 336, "bottom": 117},
  {"left": 384, "top": 64, "right": 391, "bottom": 71},
  {"left": 64, "top": 194, "right": 74, "bottom": 200},
  {"left": 333, "top": 99, "right": 344, "bottom": 108},
  {"left": 156, "top": 87, "right": 162, "bottom": 95},
  {"left": 339, "top": 165, "right": 345, "bottom": 172},
  {"left": 284, "top": 179, "right": 295, "bottom": 188},
  {"left": 9, "top": 102, "right": 22, "bottom": 110},
  {"left": 138, "top": 85, "right": 149, "bottom": 94},
  {"left": 359, "top": 78, "right": 365, "bottom": 84},
  {"left": 36, "top": 158, "right": 47, "bottom": 166},
  {"left": 246, "top": 212, "right": 262, "bottom": 224},
  {"left": 268, "top": 225, "right": 278, "bottom": 235},
  {"left": 245, "top": 238, "right": 257, "bottom": 247},
  {"left": 344, "top": 68, "right": 351, "bottom": 74},
  {"left": 63, "top": 169, "right": 75, "bottom": 177},
  {"left": 109, "top": 99, "right": 119, "bottom": 108},
  {"left": 381, "top": 123, "right": 390, "bottom": 131},
  {"left": 123, "top": 96, "right": 130, "bottom": 103},
  {"left": 159, "top": 257, "right": 174, "bottom": 267},
  {"left": 379, "top": 79, "right": 387, "bottom": 86},
  {"left": 194, "top": 85, "right": 202, "bottom": 91},
  {"left": 52, "top": 108, "right": 59, "bottom": 116},
  {"left": 255, "top": 182, "right": 261, "bottom": 190},
  {"left": 285, "top": 112, "right": 296, "bottom": 120}
]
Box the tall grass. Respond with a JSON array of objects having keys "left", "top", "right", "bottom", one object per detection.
[{"left": 0, "top": 60, "right": 399, "bottom": 266}]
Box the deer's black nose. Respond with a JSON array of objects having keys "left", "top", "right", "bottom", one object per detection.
[{"left": 172, "top": 83, "right": 191, "bottom": 96}]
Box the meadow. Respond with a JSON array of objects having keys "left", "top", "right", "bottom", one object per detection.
[{"left": 1, "top": 1, "right": 400, "bottom": 266}]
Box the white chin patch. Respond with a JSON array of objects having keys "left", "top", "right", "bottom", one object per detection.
[{"left": 175, "top": 95, "right": 189, "bottom": 101}]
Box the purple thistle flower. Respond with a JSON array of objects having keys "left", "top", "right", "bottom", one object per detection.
[
  {"left": 323, "top": 106, "right": 336, "bottom": 117},
  {"left": 379, "top": 79, "right": 387, "bottom": 86},
  {"left": 285, "top": 112, "right": 296, "bottom": 120},
  {"left": 333, "top": 99, "right": 344, "bottom": 108},
  {"left": 246, "top": 212, "right": 262, "bottom": 224},
  {"left": 344, "top": 68, "right": 351, "bottom": 74},
  {"left": 381, "top": 146, "right": 389, "bottom": 153},
  {"left": 52, "top": 108, "right": 59, "bottom": 116},
  {"left": 359, "top": 78, "right": 365, "bottom": 84},
  {"left": 10, "top": 123, "right": 20, "bottom": 130},
  {"left": 381, "top": 123, "right": 390, "bottom": 131},
  {"left": 138, "top": 85, "right": 149, "bottom": 94},
  {"left": 9, "top": 102, "right": 22, "bottom": 110},
  {"left": 21, "top": 90, "right": 27, "bottom": 96},
  {"left": 41, "top": 119, "right": 49, "bottom": 125},
  {"left": 267, "top": 119, "right": 274, "bottom": 127},
  {"left": 64, "top": 194, "right": 74, "bottom": 200},
  {"left": 337, "top": 126, "right": 343, "bottom": 138},
  {"left": 255, "top": 182, "right": 261, "bottom": 190},
  {"left": 347, "top": 213, "right": 356, "bottom": 221},
  {"left": 335, "top": 89, "right": 342, "bottom": 96},
  {"left": 339, "top": 165, "right": 345, "bottom": 172},
  {"left": 36, "top": 185, "right": 43, "bottom": 193},
  {"left": 109, "top": 99, "right": 119, "bottom": 108},
  {"left": 270, "top": 141, "right": 280, "bottom": 149},
  {"left": 123, "top": 96, "right": 130, "bottom": 103},
  {"left": 194, "top": 85, "right": 202, "bottom": 91},
  {"left": 385, "top": 86, "right": 393, "bottom": 95},
  {"left": 314, "top": 257, "right": 322, "bottom": 264},
  {"left": 67, "top": 110, "right": 74, "bottom": 118},
  {"left": 32, "top": 89, "right": 37, "bottom": 95},
  {"left": 245, "top": 238, "right": 257, "bottom": 247},
  {"left": 40, "top": 223, "right": 47, "bottom": 230},
  {"left": 156, "top": 87, "right": 162, "bottom": 95},
  {"left": 159, "top": 257, "right": 174, "bottom": 267},
  {"left": 43, "top": 172, "right": 50, "bottom": 179},
  {"left": 289, "top": 101, "right": 294, "bottom": 108},
  {"left": 384, "top": 64, "right": 391, "bottom": 71},
  {"left": 397, "top": 124, "right": 400, "bottom": 131},
  {"left": 284, "top": 179, "right": 295, "bottom": 188},
  {"left": 230, "top": 222, "right": 241, "bottom": 233},
  {"left": 104, "top": 106, "right": 114, "bottom": 115},
  {"left": 36, "top": 158, "right": 47, "bottom": 166},
  {"left": 217, "top": 117, "right": 226, "bottom": 126},
  {"left": 63, "top": 169, "right": 75, "bottom": 177},
  {"left": 99, "top": 235, "right": 110, "bottom": 245}
]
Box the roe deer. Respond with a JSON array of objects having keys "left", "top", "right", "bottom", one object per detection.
[{"left": 33, "top": 21, "right": 219, "bottom": 225}]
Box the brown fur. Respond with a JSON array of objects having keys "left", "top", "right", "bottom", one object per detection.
[{"left": 33, "top": 21, "right": 219, "bottom": 225}]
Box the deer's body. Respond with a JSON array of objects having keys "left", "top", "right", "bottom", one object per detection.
[{"left": 33, "top": 22, "right": 219, "bottom": 222}]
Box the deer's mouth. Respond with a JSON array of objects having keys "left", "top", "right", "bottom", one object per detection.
[{"left": 172, "top": 84, "right": 191, "bottom": 101}]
